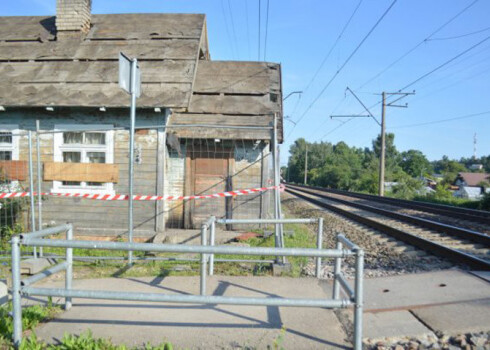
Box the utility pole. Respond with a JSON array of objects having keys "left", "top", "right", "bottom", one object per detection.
[
  {"left": 331, "top": 87, "right": 414, "bottom": 197},
  {"left": 304, "top": 143, "right": 308, "bottom": 185},
  {"left": 379, "top": 92, "right": 386, "bottom": 196}
]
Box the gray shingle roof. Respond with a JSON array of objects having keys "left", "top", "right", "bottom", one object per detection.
[{"left": 0, "top": 13, "right": 205, "bottom": 108}]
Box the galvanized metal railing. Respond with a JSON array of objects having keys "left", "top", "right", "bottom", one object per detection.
[{"left": 10, "top": 220, "right": 364, "bottom": 349}]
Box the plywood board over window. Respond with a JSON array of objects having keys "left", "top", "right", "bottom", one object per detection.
[
  {"left": 44, "top": 162, "right": 119, "bottom": 183},
  {"left": 0, "top": 160, "right": 27, "bottom": 181}
]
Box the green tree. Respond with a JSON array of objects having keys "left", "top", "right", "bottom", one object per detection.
[{"left": 400, "top": 150, "right": 433, "bottom": 178}]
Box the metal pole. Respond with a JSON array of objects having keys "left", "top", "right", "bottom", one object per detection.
[
  {"left": 11, "top": 236, "right": 22, "bottom": 347},
  {"left": 128, "top": 58, "right": 137, "bottom": 264},
  {"left": 65, "top": 226, "right": 73, "bottom": 310},
  {"left": 27, "top": 131, "right": 37, "bottom": 258},
  {"left": 35, "top": 120, "right": 43, "bottom": 257},
  {"left": 272, "top": 114, "right": 285, "bottom": 263},
  {"left": 315, "top": 218, "right": 323, "bottom": 278},
  {"left": 304, "top": 143, "right": 308, "bottom": 185},
  {"left": 332, "top": 238, "right": 343, "bottom": 300},
  {"left": 272, "top": 115, "right": 280, "bottom": 262},
  {"left": 209, "top": 217, "right": 216, "bottom": 276},
  {"left": 200, "top": 224, "right": 207, "bottom": 296},
  {"left": 353, "top": 249, "right": 364, "bottom": 350},
  {"left": 379, "top": 92, "right": 386, "bottom": 197}
]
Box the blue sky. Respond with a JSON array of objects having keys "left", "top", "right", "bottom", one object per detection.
[{"left": 4, "top": 0, "right": 490, "bottom": 164}]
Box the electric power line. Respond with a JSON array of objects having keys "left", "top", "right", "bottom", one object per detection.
[
  {"left": 221, "top": 0, "right": 236, "bottom": 59},
  {"left": 356, "top": 0, "right": 480, "bottom": 91},
  {"left": 263, "top": 0, "right": 270, "bottom": 61},
  {"left": 245, "top": 0, "right": 251, "bottom": 59},
  {"left": 227, "top": 0, "right": 239, "bottom": 59},
  {"left": 258, "top": 0, "right": 261, "bottom": 61}
]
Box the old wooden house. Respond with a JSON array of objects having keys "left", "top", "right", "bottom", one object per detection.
[{"left": 0, "top": 0, "right": 283, "bottom": 237}]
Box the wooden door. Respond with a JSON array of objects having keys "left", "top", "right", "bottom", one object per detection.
[{"left": 186, "top": 149, "right": 233, "bottom": 228}]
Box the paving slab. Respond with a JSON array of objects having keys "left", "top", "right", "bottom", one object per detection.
[
  {"left": 411, "top": 299, "right": 490, "bottom": 335},
  {"left": 33, "top": 276, "right": 349, "bottom": 349},
  {"left": 359, "top": 310, "right": 435, "bottom": 340},
  {"left": 359, "top": 269, "right": 490, "bottom": 311}
]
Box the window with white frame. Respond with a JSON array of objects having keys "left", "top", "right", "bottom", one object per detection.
[
  {"left": 0, "top": 125, "right": 19, "bottom": 161},
  {"left": 52, "top": 125, "right": 114, "bottom": 194},
  {"left": 0, "top": 125, "right": 20, "bottom": 189}
]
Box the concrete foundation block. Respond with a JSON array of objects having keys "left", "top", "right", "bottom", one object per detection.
[
  {"left": 20, "top": 258, "right": 52, "bottom": 275},
  {"left": 0, "top": 280, "right": 8, "bottom": 306},
  {"left": 272, "top": 261, "right": 292, "bottom": 276}
]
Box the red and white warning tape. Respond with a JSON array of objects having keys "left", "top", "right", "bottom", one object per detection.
[{"left": 0, "top": 184, "right": 285, "bottom": 201}]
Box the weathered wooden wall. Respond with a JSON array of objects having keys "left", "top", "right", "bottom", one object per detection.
[{"left": 7, "top": 108, "right": 164, "bottom": 237}]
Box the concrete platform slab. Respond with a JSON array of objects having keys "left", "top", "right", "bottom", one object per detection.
[
  {"left": 343, "top": 310, "right": 435, "bottom": 340},
  {"left": 411, "top": 299, "right": 490, "bottom": 335},
  {"left": 359, "top": 269, "right": 490, "bottom": 311},
  {"left": 33, "top": 276, "right": 349, "bottom": 349}
]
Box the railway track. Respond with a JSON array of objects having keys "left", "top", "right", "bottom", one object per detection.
[
  {"left": 285, "top": 184, "right": 490, "bottom": 271},
  {"left": 290, "top": 183, "right": 490, "bottom": 225}
]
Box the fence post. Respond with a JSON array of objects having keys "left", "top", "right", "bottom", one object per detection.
[
  {"left": 208, "top": 216, "right": 216, "bottom": 276},
  {"left": 200, "top": 224, "right": 207, "bottom": 296},
  {"left": 315, "top": 217, "right": 324, "bottom": 278},
  {"left": 332, "top": 236, "right": 343, "bottom": 300},
  {"left": 11, "top": 236, "right": 22, "bottom": 347},
  {"left": 65, "top": 225, "right": 73, "bottom": 310},
  {"left": 35, "top": 120, "right": 43, "bottom": 257},
  {"left": 27, "top": 130, "right": 37, "bottom": 258},
  {"left": 353, "top": 248, "right": 364, "bottom": 350}
]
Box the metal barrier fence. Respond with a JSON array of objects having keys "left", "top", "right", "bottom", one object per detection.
[{"left": 11, "top": 219, "right": 364, "bottom": 349}]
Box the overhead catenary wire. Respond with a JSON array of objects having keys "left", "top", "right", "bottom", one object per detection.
[
  {"left": 400, "top": 35, "right": 490, "bottom": 91},
  {"left": 287, "top": 0, "right": 398, "bottom": 139},
  {"left": 427, "top": 25, "right": 490, "bottom": 41},
  {"left": 302, "top": 0, "right": 364, "bottom": 95},
  {"left": 355, "top": 0, "right": 481, "bottom": 91},
  {"left": 390, "top": 110, "right": 490, "bottom": 129}
]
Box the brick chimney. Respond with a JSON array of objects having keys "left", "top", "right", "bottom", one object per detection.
[{"left": 56, "top": 0, "right": 92, "bottom": 37}]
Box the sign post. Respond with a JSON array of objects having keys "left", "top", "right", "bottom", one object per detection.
[{"left": 119, "top": 52, "right": 141, "bottom": 265}]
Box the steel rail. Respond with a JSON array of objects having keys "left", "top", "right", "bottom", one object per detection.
[
  {"left": 287, "top": 183, "right": 490, "bottom": 225},
  {"left": 286, "top": 187, "right": 490, "bottom": 271},
  {"left": 288, "top": 184, "right": 490, "bottom": 246}
]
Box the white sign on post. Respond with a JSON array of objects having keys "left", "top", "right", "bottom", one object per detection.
[{"left": 119, "top": 52, "right": 141, "bottom": 97}]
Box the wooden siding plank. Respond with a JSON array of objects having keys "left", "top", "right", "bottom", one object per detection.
[{"left": 44, "top": 162, "right": 119, "bottom": 183}]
